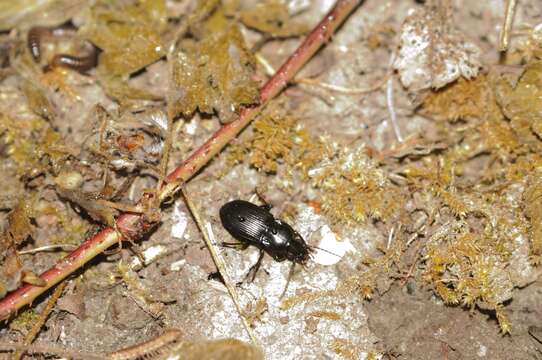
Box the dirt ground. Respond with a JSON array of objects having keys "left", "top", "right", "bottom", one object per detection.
[{"left": 0, "top": 0, "right": 542, "bottom": 359}]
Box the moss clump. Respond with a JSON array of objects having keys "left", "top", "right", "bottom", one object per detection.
[
  {"left": 0, "top": 114, "right": 70, "bottom": 177},
  {"left": 422, "top": 75, "right": 502, "bottom": 122},
  {"left": 239, "top": 110, "right": 299, "bottom": 173},
  {"left": 9, "top": 309, "right": 39, "bottom": 334},
  {"left": 523, "top": 170, "right": 542, "bottom": 264},
  {"left": 308, "top": 146, "right": 401, "bottom": 224},
  {"left": 237, "top": 105, "right": 401, "bottom": 226}
]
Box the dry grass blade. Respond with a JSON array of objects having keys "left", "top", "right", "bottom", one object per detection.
[
  {"left": 498, "top": 0, "right": 518, "bottom": 51},
  {"left": 181, "top": 188, "right": 260, "bottom": 347}
]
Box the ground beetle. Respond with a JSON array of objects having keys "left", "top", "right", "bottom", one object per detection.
[{"left": 219, "top": 200, "right": 311, "bottom": 281}]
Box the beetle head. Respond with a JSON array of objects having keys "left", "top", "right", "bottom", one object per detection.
[{"left": 267, "top": 220, "right": 311, "bottom": 264}]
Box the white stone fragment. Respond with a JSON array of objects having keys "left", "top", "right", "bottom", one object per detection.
[
  {"left": 171, "top": 201, "right": 188, "bottom": 239},
  {"left": 130, "top": 245, "right": 167, "bottom": 269},
  {"left": 312, "top": 225, "right": 356, "bottom": 265}
]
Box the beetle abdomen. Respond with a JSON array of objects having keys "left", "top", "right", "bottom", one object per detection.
[{"left": 220, "top": 200, "right": 273, "bottom": 244}]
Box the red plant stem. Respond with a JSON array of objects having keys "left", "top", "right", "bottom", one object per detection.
[
  {"left": 0, "top": 0, "right": 361, "bottom": 321},
  {"left": 160, "top": 0, "right": 360, "bottom": 201}
]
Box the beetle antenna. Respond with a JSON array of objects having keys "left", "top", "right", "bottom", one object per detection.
[
  {"left": 309, "top": 245, "right": 342, "bottom": 258},
  {"left": 279, "top": 263, "right": 296, "bottom": 299}
]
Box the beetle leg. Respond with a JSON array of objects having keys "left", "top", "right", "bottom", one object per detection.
[
  {"left": 253, "top": 187, "right": 272, "bottom": 211},
  {"left": 279, "top": 262, "right": 296, "bottom": 299},
  {"left": 243, "top": 249, "right": 265, "bottom": 283},
  {"left": 221, "top": 242, "right": 249, "bottom": 250}
]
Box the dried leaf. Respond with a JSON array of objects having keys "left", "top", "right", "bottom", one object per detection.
[
  {"left": 97, "top": 75, "right": 163, "bottom": 103},
  {"left": 169, "top": 9, "right": 259, "bottom": 122},
  {"left": 394, "top": 2, "right": 481, "bottom": 91},
  {"left": 57, "top": 292, "right": 86, "bottom": 319},
  {"left": 55, "top": 186, "right": 117, "bottom": 227},
  {"left": 240, "top": 0, "right": 308, "bottom": 38},
  {"left": 81, "top": 0, "right": 167, "bottom": 76},
  {"left": 5, "top": 199, "right": 34, "bottom": 247},
  {"left": 495, "top": 61, "right": 542, "bottom": 149},
  {"left": 0, "top": 248, "right": 23, "bottom": 297},
  {"left": 0, "top": 199, "right": 33, "bottom": 297}
]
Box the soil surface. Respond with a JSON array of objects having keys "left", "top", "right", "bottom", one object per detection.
[{"left": 0, "top": 0, "right": 542, "bottom": 359}]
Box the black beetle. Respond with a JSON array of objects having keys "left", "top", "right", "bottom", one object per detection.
[{"left": 220, "top": 200, "right": 311, "bottom": 281}]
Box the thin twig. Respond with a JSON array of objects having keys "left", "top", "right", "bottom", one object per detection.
[
  {"left": 106, "top": 329, "right": 182, "bottom": 360},
  {"left": 386, "top": 75, "right": 403, "bottom": 143},
  {"left": 256, "top": 53, "right": 388, "bottom": 95},
  {"left": 18, "top": 244, "right": 77, "bottom": 255},
  {"left": 13, "top": 281, "right": 66, "bottom": 360},
  {"left": 255, "top": 53, "right": 276, "bottom": 76},
  {"left": 0, "top": 342, "right": 102, "bottom": 360},
  {"left": 0, "top": 0, "right": 362, "bottom": 320},
  {"left": 181, "top": 188, "right": 259, "bottom": 346},
  {"left": 386, "top": 225, "right": 395, "bottom": 250},
  {"left": 400, "top": 241, "right": 423, "bottom": 287},
  {"left": 297, "top": 76, "right": 388, "bottom": 95},
  {"left": 498, "top": 0, "right": 518, "bottom": 52},
  {"left": 156, "top": 42, "right": 179, "bottom": 193}
]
